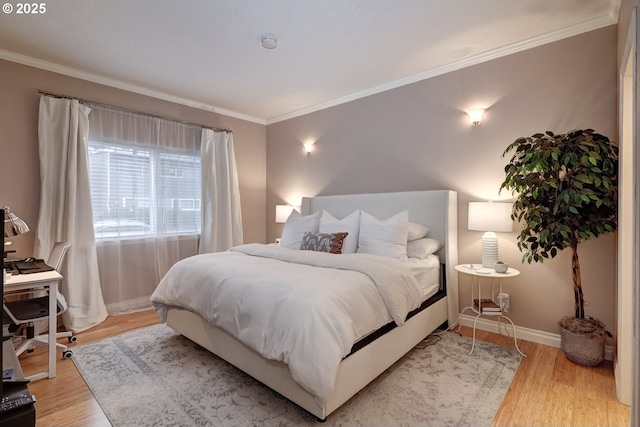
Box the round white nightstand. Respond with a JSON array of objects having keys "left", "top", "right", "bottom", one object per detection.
[{"left": 454, "top": 264, "right": 526, "bottom": 357}]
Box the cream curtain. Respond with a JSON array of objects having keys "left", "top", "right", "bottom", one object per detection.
[
  {"left": 87, "top": 104, "right": 202, "bottom": 313},
  {"left": 199, "top": 129, "right": 243, "bottom": 253},
  {"left": 37, "top": 100, "right": 244, "bottom": 315},
  {"left": 35, "top": 96, "right": 108, "bottom": 332}
]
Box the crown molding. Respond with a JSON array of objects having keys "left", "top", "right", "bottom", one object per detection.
[
  {"left": 0, "top": 9, "right": 618, "bottom": 127},
  {"left": 0, "top": 49, "right": 266, "bottom": 125},
  {"left": 266, "top": 14, "right": 618, "bottom": 124}
]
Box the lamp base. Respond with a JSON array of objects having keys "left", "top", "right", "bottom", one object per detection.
[
  {"left": 3, "top": 249, "right": 16, "bottom": 259},
  {"left": 481, "top": 232, "right": 498, "bottom": 268}
]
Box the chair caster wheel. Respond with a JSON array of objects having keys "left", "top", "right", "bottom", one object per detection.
[
  {"left": 68, "top": 335, "right": 77, "bottom": 343},
  {"left": 62, "top": 350, "right": 73, "bottom": 359}
]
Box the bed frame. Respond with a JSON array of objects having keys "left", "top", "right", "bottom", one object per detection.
[{"left": 165, "top": 190, "right": 459, "bottom": 420}]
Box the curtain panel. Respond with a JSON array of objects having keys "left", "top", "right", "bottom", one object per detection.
[
  {"left": 86, "top": 104, "right": 243, "bottom": 313},
  {"left": 35, "top": 96, "right": 108, "bottom": 332},
  {"left": 36, "top": 99, "right": 243, "bottom": 316},
  {"left": 87, "top": 104, "right": 202, "bottom": 313},
  {"left": 199, "top": 129, "right": 243, "bottom": 253}
]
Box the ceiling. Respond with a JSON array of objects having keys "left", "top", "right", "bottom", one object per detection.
[{"left": 0, "top": 0, "right": 619, "bottom": 124}]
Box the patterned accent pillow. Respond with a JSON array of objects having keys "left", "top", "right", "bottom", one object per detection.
[{"left": 300, "top": 232, "right": 349, "bottom": 254}]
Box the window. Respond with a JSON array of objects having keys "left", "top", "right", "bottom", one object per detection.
[{"left": 88, "top": 140, "right": 201, "bottom": 239}]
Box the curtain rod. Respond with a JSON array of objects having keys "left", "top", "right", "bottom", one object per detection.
[{"left": 37, "top": 89, "right": 232, "bottom": 134}]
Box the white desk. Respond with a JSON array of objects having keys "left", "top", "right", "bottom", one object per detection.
[
  {"left": 4, "top": 270, "right": 63, "bottom": 380},
  {"left": 455, "top": 264, "right": 526, "bottom": 357}
]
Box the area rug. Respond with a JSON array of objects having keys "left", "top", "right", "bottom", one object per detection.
[{"left": 72, "top": 324, "right": 521, "bottom": 427}]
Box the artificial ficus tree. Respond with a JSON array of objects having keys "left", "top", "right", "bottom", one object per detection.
[{"left": 499, "top": 129, "right": 618, "bottom": 320}]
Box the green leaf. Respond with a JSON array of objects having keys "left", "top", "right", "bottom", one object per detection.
[{"left": 499, "top": 129, "right": 618, "bottom": 283}]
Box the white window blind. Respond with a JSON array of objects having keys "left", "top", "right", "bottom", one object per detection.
[{"left": 88, "top": 140, "right": 201, "bottom": 239}]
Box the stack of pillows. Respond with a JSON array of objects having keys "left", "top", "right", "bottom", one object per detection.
[{"left": 279, "top": 209, "right": 442, "bottom": 261}]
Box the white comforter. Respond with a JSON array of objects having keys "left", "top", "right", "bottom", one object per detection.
[{"left": 150, "top": 243, "right": 424, "bottom": 402}]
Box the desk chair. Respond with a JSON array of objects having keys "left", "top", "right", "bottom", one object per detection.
[{"left": 3, "top": 242, "right": 75, "bottom": 359}]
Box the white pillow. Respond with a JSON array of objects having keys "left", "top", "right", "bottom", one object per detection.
[
  {"left": 357, "top": 210, "right": 409, "bottom": 261},
  {"left": 407, "top": 222, "right": 429, "bottom": 241},
  {"left": 407, "top": 238, "right": 443, "bottom": 259},
  {"left": 280, "top": 210, "right": 320, "bottom": 250},
  {"left": 319, "top": 210, "right": 360, "bottom": 254}
]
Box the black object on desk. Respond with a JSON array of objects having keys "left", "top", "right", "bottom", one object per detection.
[{"left": 4, "top": 259, "right": 54, "bottom": 274}]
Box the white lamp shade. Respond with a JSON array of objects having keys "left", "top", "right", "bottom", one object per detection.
[
  {"left": 4, "top": 206, "right": 30, "bottom": 237},
  {"left": 468, "top": 202, "right": 513, "bottom": 268},
  {"left": 468, "top": 202, "right": 513, "bottom": 232},
  {"left": 275, "top": 205, "right": 299, "bottom": 223}
]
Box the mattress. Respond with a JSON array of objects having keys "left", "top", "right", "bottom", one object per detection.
[{"left": 407, "top": 253, "right": 441, "bottom": 298}]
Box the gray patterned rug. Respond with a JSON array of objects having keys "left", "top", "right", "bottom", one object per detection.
[{"left": 72, "top": 324, "right": 521, "bottom": 427}]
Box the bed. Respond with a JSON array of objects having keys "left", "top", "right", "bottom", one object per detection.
[{"left": 151, "top": 190, "right": 459, "bottom": 420}]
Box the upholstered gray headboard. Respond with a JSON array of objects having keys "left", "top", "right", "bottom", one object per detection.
[{"left": 301, "top": 190, "right": 459, "bottom": 326}]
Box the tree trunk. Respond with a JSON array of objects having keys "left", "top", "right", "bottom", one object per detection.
[{"left": 571, "top": 243, "right": 585, "bottom": 318}]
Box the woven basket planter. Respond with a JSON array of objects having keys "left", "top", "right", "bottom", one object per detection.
[{"left": 559, "top": 324, "right": 605, "bottom": 367}]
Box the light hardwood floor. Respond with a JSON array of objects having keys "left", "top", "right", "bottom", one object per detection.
[{"left": 17, "top": 310, "right": 631, "bottom": 427}]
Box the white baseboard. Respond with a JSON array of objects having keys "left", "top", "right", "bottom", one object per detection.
[
  {"left": 106, "top": 297, "right": 153, "bottom": 315},
  {"left": 458, "top": 313, "right": 613, "bottom": 361},
  {"left": 100, "top": 302, "right": 614, "bottom": 361}
]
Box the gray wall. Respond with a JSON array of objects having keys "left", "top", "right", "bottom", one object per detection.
[{"left": 266, "top": 26, "right": 618, "bottom": 335}]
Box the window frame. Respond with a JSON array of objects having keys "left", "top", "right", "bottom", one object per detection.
[{"left": 87, "top": 138, "right": 202, "bottom": 241}]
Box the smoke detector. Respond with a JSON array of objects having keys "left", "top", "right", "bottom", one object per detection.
[{"left": 261, "top": 35, "right": 277, "bottom": 49}]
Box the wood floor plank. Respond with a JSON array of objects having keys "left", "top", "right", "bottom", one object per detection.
[
  {"left": 13, "top": 311, "right": 631, "bottom": 427},
  {"left": 457, "top": 325, "right": 630, "bottom": 427},
  {"left": 19, "top": 309, "right": 160, "bottom": 427}
]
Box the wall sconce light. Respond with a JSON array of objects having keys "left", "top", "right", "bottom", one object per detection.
[
  {"left": 467, "top": 109, "right": 485, "bottom": 126},
  {"left": 468, "top": 201, "right": 513, "bottom": 268},
  {"left": 275, "top": 204, "right": 300, "bottom": 223},
  {"left": 303, "top": 143, "right": 314, "bottom": 155}
]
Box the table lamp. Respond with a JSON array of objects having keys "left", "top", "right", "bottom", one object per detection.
[
  {"left": 468, "top": 201, "right": 513, "bottom": 268},
  {"left": 4, "top": 206, "right": 30, "bottom": 258},
  {"left": 275, "top": 205, "right": 300, "bottom": 223}
]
